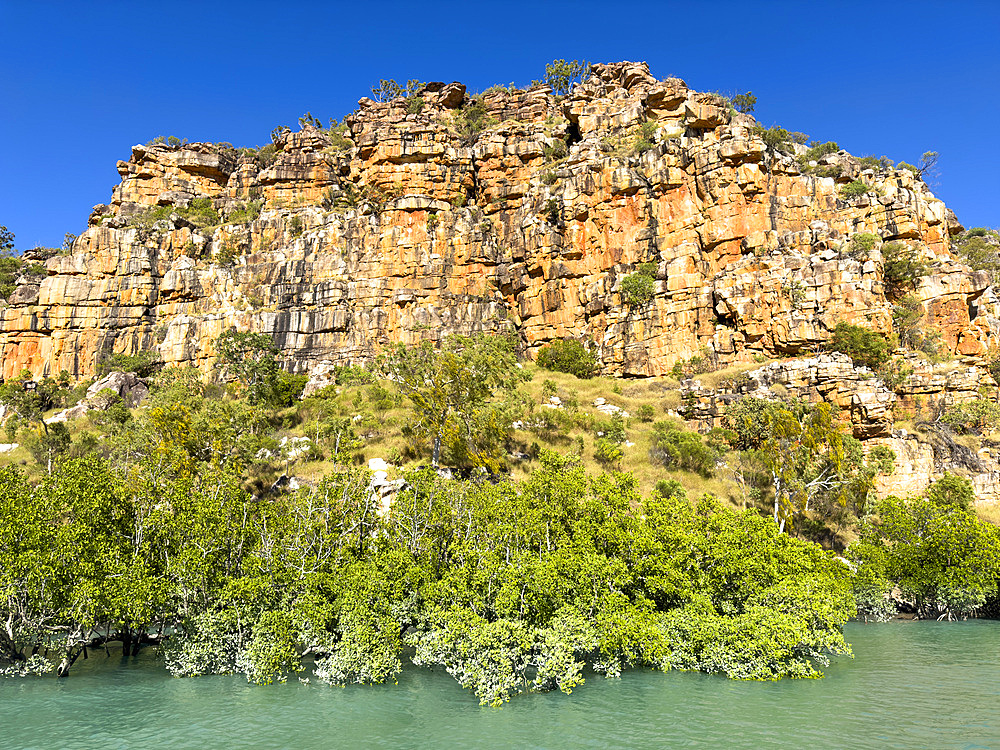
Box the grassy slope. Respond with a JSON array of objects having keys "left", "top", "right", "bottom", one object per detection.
[{"left": 5, "top": 357, "right": 998, "bottom": 532}]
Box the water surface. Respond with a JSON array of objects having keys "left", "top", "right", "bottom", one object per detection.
[{"left": 2, "top": 621, "right": 998, "bottom": 749}]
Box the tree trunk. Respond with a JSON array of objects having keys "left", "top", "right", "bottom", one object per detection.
[
  {"left": 56, "top": 645, "right": 82, "bottom": 678},
  {"left": 432, "top": 433, "right": 442, "bottom": 468}
]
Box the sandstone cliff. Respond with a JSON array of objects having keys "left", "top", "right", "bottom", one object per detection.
[{"left": 3, "top": 61, "right": 995, "bottom": 381}]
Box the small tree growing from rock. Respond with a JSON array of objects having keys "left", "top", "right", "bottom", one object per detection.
[
  {"left": 537, "top": 59, "right": 588, "bottom": 96},
  {"left": 828, "top": 323, "right": 889, "bottom": 370}
]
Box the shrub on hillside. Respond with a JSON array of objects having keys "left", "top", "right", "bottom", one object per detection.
[
  {"left": 536, "top": 339, "right": 598, "bottom": 379},
  {"left": 940, "top": 399, "right": 1000, "bottom": 436},
  {"left": 649, "top": 422, "right": 720, "bottom": 477},
  {"left": 620, "top": 263, "right": 657, "bottom": 307},
  {"left": 723, "top": 396, "right": 784, "bottom": 451},
  {"left": 952, "top": 228, "right": 1000, "bottom": 274},
  {"left": 841, "top": 180, "right": 870, "bottom": 199},
  {"left": 804, "top": 141, "right": 838, "bottom": 162},
  {"left": 731, "top": 92, "right": 756, "bottom": 114},
  {"left": 98, "top": 350, "right": 162, "bottom": 378},
  {"left": 845, "top": 232, "right": 879, "bottom": 261},
  {"left": 593, "top": 438, "right": 624, "bottom": 468},
  {"left": 752, "top": 125, "right": 795, "bottom": 152}
]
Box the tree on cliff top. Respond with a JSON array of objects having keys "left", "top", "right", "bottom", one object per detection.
[{"left": 535, "top": 59, "right": 589, "bottom": 96}]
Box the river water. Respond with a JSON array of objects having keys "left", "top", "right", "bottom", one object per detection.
[{"left": 1, "top": 620, "right": 998, "bottom": 749}]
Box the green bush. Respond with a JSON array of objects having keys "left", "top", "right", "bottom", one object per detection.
[
  {"left": 256, "top": 143, "right": 279, "bottom": 168},
  {"left": 723, "top": 397, "right": 783, "bottom": 451},
  {"left": 850, "top": 483, "right": 999, "bottom": 619},
  {"left": 940, "top": 399, "right": 1000, "bottom": 435},
  {"left": 752, "top": 126, "right": 795, "bottom": 152},
  {"left": 405, "top": 95, "right": 425, "bottom": 114},
  {"left": 926, "top": 472, "right": 975, "bottom": 510},
  {"left": 592, "top": 413, "right": 627, "bottom": 444},
  {"left": 649, "top": 422, "right": 719, "bottom": 477},
  {"left": 882, "top": 242, "right": 929, "bottom": 294},
  {"left": 543, "top": 141, "right": 568, "bottom": 161},
  {"left": 182, "top": 198, "right": 220, "bottom": 228},
  {"left": 268, "top": 371, "right": 308, "bottom": 408},
  {"left": 228, "top": 200, "right": 262, "bottom": 224},
  {"left": 593, "top": 438, "right": 624, "bottom": 468},
  {"left": 856, "top": 155, "right": 894, "bottom": 171},
  {"left": 98, "top": 350, "right": 161, "bottom": 378},
  {"left": 840, "top": 180, "right": 870, "bottom": 199},
  {"left": 453, "top": 98, "right": 494, "bottom": 143},
  {"left": 536, "top": 339, "right": 598, "bottom": 379},
  {"left": 129, "top": 197, "right": 219, "bottom": 238},
  {"left": 731, "top": 92, "right": 756, "bottom": 114},
  {"left": 0, "top": 253, "right": 29, "bottom": 300},
  {"left": 951, "top": 228, "right": 1000, "bottom": 273},
  {"left": 637, "top": 404, "right": 655, "bottom": 422},
  {"left": 846, "top": 232, "right": 879, "bottom": 260},
  {"left": 325, "top": 121, "right": 353, "bottom": 152},
  {"left": 334, "top": 364, "right": 374, "bottom": 386},
  {"left": 803, "top": 141, "right": 838, "bottom": 161},
  {"left": 632, "top": 121, "right": 658, "bottom": 154},
  {"left": 828, "top": 322, "right": 889, "bottom": 370},
  {"left": 620, "top": 264, "right": 657, "bottom": 307}
]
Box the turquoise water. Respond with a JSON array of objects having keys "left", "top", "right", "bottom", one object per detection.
[{"left": 2, "top": 621, "right": 998, "bottom": 749}]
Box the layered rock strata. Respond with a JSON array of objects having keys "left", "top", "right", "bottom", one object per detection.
[
  {"left": 679, "top": 353, "right": 1000, "bottom": 504},
  {"left": 3, "top": 62, "right": 996, "bottom": 380}
]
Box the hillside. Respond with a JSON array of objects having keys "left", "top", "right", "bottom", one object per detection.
[{"left": 3, "top": 62, "right": 1000, "bottom": 691}]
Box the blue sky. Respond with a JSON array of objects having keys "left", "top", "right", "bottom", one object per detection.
[{"left": 2, "top": 0, "right": 998, "bottom": 249}]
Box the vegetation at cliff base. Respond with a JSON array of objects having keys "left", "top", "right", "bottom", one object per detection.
[
  {"left": 848, "top": 473, "right": 1000, "bottom": 621},
  {"left": 536, "top": 339, "right": 598, "bottom": 379},
  {"left": 0, "top": 450, "right": 856, "bottom": 701},
  {"left": 0, "top": 328, "right": 997, "bottom": 702}
]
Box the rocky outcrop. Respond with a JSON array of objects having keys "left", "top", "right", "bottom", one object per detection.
[
  {"left": 893, "top": 354, "right": 993, "bottom": 415},
  {"left": 2, "top": 61, "right": 994, "bottom": 380},
  {"left": 679, "top": 352, "right": 1000, "bottom": 505},
  {"left": 679, "top": 353, "right": 896, "bottom": 438}
]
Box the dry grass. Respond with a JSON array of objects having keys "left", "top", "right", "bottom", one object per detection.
[
  {"left": 690, "top": 359, "right": 779, "bottom": 390},
  {"left": 239, "top": 366, "right": 738, "bottom": 502},
  {"left": 0, "top": 361, "right": 753, "bottom": 511},
  {"left": 976, "top": 503, "right": 1000, "bottom": 526}
]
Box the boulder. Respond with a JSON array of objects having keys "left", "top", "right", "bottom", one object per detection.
[{"left": 86, "top": 372, "right": 149, "bottom": 408}]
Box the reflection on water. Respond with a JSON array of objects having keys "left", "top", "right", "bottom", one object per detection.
[{"left": 2, "top": 621, "right": 998, "bottom": 749}]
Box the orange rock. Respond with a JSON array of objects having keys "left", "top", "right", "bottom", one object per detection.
[{"left": 1, "top": 62, "right": 988, "bottom": 380}]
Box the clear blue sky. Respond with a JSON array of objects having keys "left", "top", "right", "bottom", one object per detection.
[{"left": 2, "top": 0, "right": 997, "bottom": 249}]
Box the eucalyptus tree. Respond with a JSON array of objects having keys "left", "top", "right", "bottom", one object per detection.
[{"left": 381, "top": 334, "right": 529, "bottom": 470}]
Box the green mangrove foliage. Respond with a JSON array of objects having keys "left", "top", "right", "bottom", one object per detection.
[
  {"left": 0, "top": 451, "right": 856, "bottom": 701},
  {"left": 849, "top": 474, "right": 1000, "bottom": 621}
]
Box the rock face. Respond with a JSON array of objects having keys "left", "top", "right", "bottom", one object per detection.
[
  {"left": 679, "top": 352, "right": 1000, "bottom": 505},
  {"left": 2, "top": 62, "right": 996, "bottom": 380},
  {"left": 680, "top": 353, "right": 896, "bottom": 439}
]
